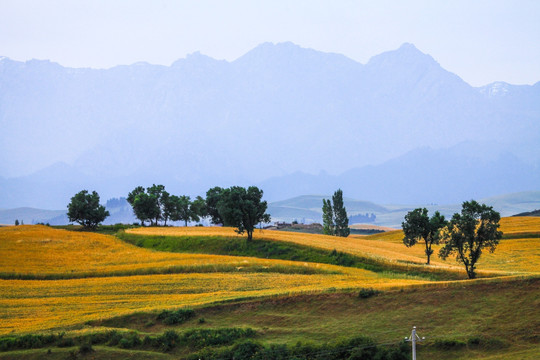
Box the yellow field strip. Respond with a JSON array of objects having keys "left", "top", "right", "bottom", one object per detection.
[
  {"left": 499, "top": 216, "right": 540, "bottom": 233},
  {"left": 0, "top": 272, "right": 427, "bottom": 334}
]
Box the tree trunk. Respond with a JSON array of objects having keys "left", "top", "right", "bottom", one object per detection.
[
  {"left": 184, "top": 219, "right": 188, "bottom": 227},
  {"left": 247, "top": 230, "right": 253, "bottom": 241},
  {"left": 467, "top": 265, "right": 476, "bottom": 279},
  {"left": 425, "top": 243, "right": 431, "bottom": 265}
]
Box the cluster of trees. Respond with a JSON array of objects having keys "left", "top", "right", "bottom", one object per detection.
[
  {"left": 402, "top": 200, "right": 502, "bottom": 279},
  {"left": 126, "top": 185, "right": 270, "bottom": 240},
  {"left": 322, "top": 189, "right": 350, "bottom": 237},
  {"left": 127, "top": 184, "right": 205, "bottom": 226}
]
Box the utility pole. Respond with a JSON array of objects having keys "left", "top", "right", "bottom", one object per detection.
[{"left": 405, "top": 326, "right": 424, "bottom": 360}]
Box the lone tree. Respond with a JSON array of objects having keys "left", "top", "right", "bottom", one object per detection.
[
  {"left": 332, "top": 189, "right": 350, "bottom": 237},
  {"left": 217, "top": 186, "right": 271, "bottom": 241},
  {"left": 322, "top": 189, "right": 350, "bottom": 237},
  {"left": 322, "top": 199, "right": 334, "bottom": 235},
  {"left": 67, "top": 190, "right": 110, "bottom": 230},
  {"left": 402, "top": 208, "right": 447, "bottom": 265},
  {"left": 439, "top": 200, "right": 502, "bottom": 279}
]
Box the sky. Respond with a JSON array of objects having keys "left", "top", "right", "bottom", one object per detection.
[{"left": 1, "top": 0, "right": 539, "bottom": 86}]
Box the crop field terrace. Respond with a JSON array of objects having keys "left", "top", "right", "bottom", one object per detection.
[{"left": 0, "top": 217, "right": 539, "bottom": 359}]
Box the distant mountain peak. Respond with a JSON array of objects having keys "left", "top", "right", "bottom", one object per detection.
[
  {"left": 171, "top": 51, "right": 225, "bottom": 68},
  {"left": 398, "top": 42, "right": 418, "bottom": 50},
  {"left": 233, "top": 41, "right": 358, "bottom": 70},
  {"left": 367, "top": 42, "right": 438, "bottom": 69}
]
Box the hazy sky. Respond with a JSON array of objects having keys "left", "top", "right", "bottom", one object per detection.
[{"left": 1, "top": 0, "right": 539, "bottom": 86}]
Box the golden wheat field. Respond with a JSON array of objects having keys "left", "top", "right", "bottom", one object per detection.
[
  {"left": 0, "top": 225, "right": 430, "bottom": 335},
  {"left": 129, "top": 216, "right": 540, "bottom": 275},
  {"left": 0, "top": 225, "right": 343, "bottom": 277},
  {"left": 499, "top": 216, "right": 540, "bottom": 234}
]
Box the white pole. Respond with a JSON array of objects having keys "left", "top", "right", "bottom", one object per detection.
[{"left": 405, "top": 326, "right": 424, "bottom": 360}]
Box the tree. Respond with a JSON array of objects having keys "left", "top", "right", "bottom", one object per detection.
[
  {"left": 67, "top": 190, "right": 110, "bottom": 230},
  {"left": 14, "top": 219, "right": 19, "bottom": 226},
  {"left": 170, "top": 195, "right": 200, "bottom": 226},
  {"left": 128, "top": 186, "right": 156, "bottom": 226},
  {"left": 332, "top": 189, "right": 350, "bottom": 237},
  {"left": 161, "top": 192, "right": 174, "bottom": 226},
  {"left": 191, "top": 195, "right": 207, "bottom": 223},
  {"left": 322, "top": 199, "right": 334, "bottom": 235},
  {"left": 217, "top": 186, "right": 271, "bottom": 241},
  {"left": 147, "top": 184, "right": 166, "bottom": 226},
  {"left": 402, "top": 208, "right": 447, "bottom": 265},
  {"left": 439, "top": 200, "right": 502, "bottom": 279},
  {"left": 205, "top": 186, "right": 224, "bottom": 225},
  {"left": 322, "top": 189, "right": 350, "bottom": 237},
  {"left": 127, "top": 184, "right": 169, "bottom": 226}
]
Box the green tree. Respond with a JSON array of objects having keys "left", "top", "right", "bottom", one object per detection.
[
  {"left": 205, "top": 186, "right": 224, "bottom": 225},
  {"left": 191, "top": 195, "right": 207, "bottom": 223},
  {"left": 147, "top": 184, "right": 166, "bottom": 226},
  {"left": 127, "top": 184, "right": 170, "bottom": 226},
  {"left": 127, "top": 186, "right": 155, "bottom": 226},
  {"left": 332, "top": 189, "right": 350, "bottom": 237},
  {"left": 67, "top": 190, "right": 110, "bottom": 230},
  {"left": 14, "top": 219, "right": 19, "bottom": 226},
  {"left": 170, "top": 195, "right": 200, "bottom": 226},
  {"left": 439, "top": 200, "right": 502, "bottom": 279},
  {"left": 217, "top": 186, "right": 271, "bottom": 241},
  {"left": 402, "top": 208, "right": 447, "bottom": 265},
  {"left": 161, "top": 191, "right": 174, "bottom": 226},
  {"left": 322, "top": 199, "right": 334, "bottom": 235}
]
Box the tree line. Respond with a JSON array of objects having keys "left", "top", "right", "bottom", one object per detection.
[{"left": 67, "top": 185, "right": 271, "bottom": 241}]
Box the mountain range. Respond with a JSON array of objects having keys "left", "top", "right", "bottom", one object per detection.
[{"left": 0, "top": 42, "right": 539, "bottom": 209}]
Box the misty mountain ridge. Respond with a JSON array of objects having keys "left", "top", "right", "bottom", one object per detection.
[{"left": 0, "top": 42, "right": 539, "bottom": 209}]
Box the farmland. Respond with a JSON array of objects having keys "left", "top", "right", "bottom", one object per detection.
[{"left": 1, "top": 217, "right": 539, "bottom": 359}]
